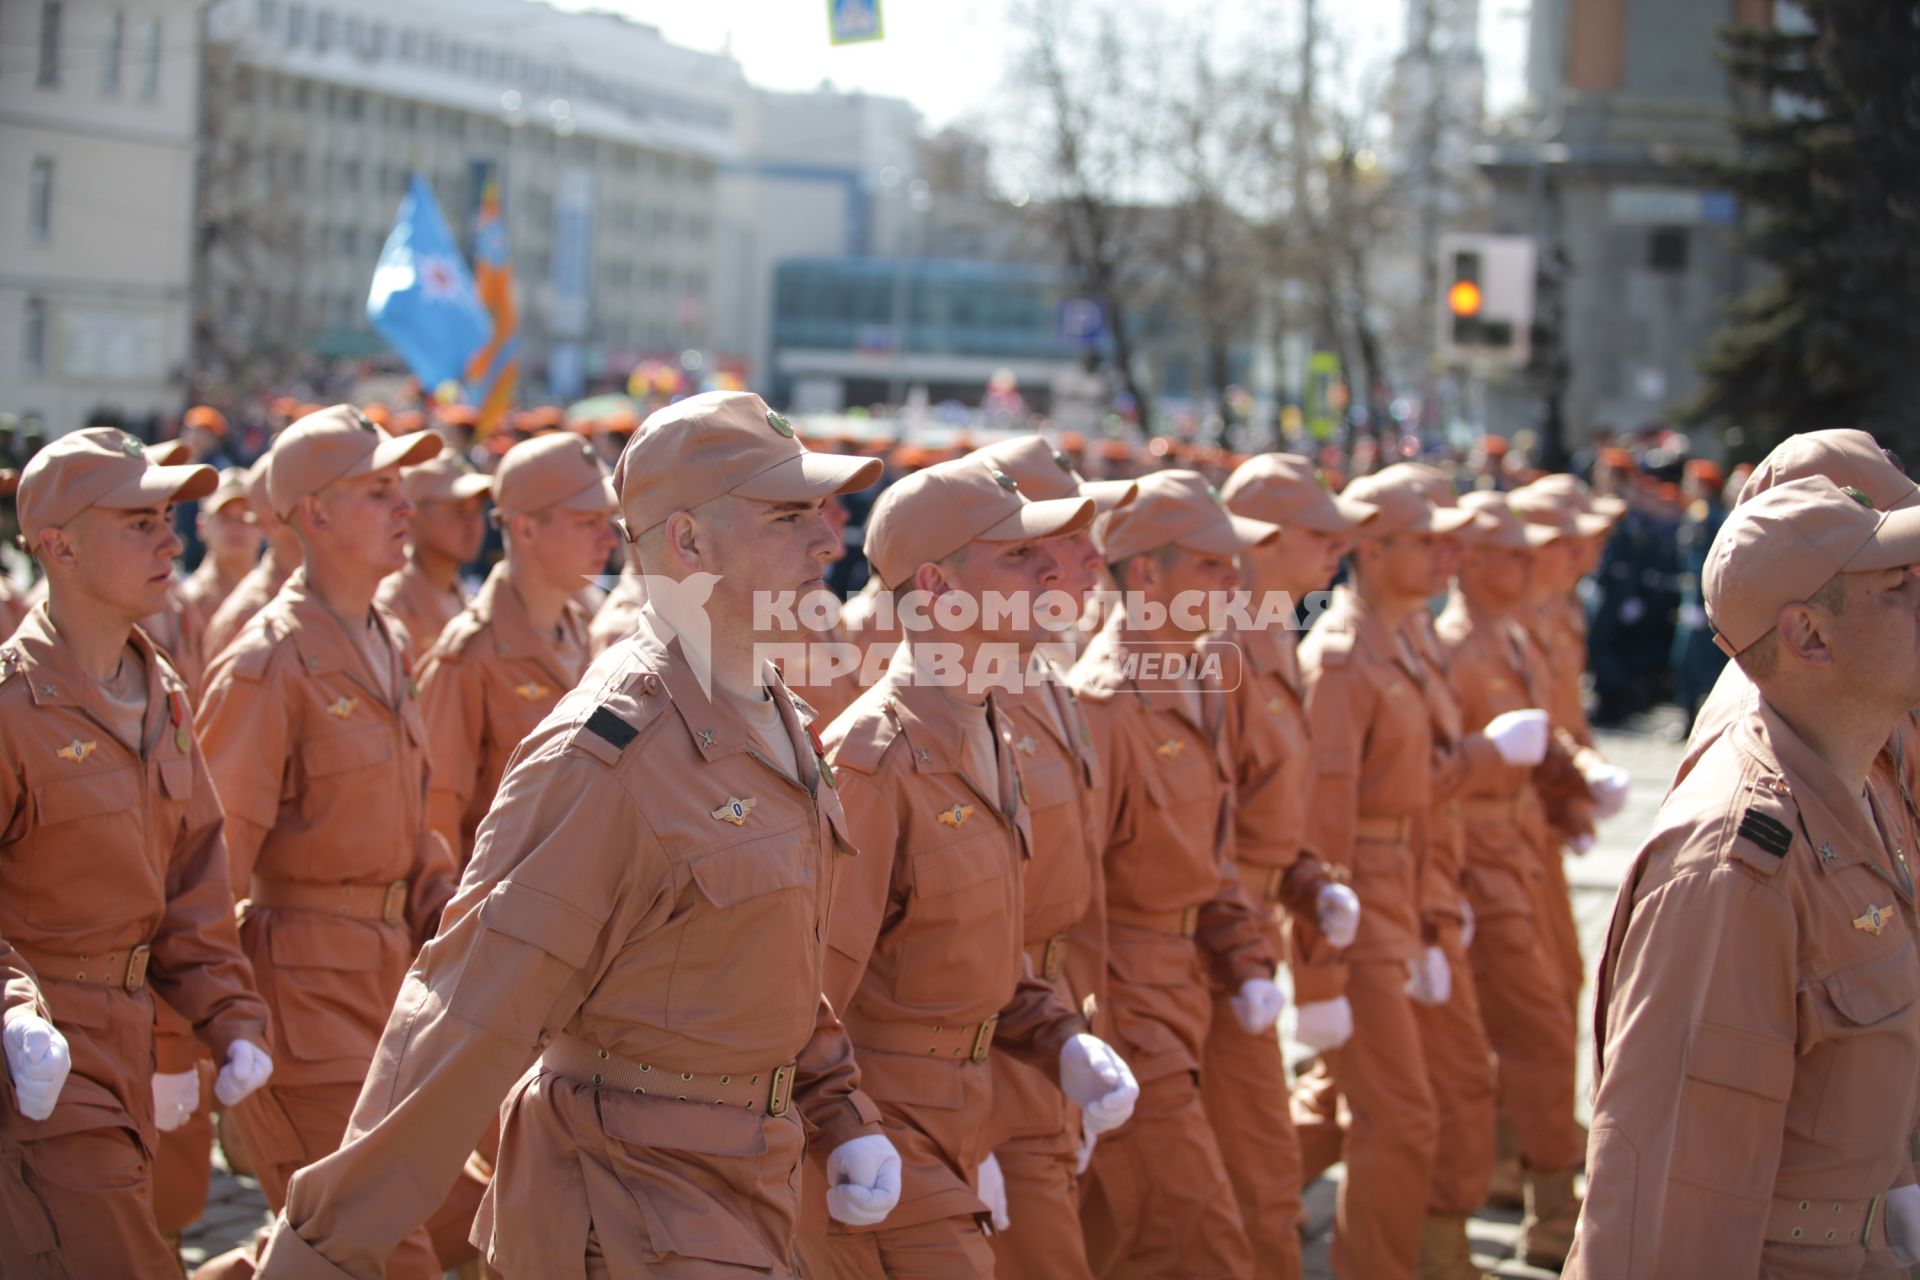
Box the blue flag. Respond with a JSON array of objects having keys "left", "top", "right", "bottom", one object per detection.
[{"left": 367, "top": 175, "right": 493, "bottom": 390}]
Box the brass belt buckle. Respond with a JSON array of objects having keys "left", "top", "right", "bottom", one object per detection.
[
  {"left": 1864, "top": 1191, "right": 1885, "bottom": 1245},
  {"left": 1042, "top": 933, "right": 1069, "bottom": 982},
  {"left": 768, "top": 1064, "right": 796, "bottom": 1116},
  {"left": 1263, "top": 867, "right": 1287, "bottom": 902},
  {"left": 382, "top": 880, "right": 408, "bottom": 926},
  {"left": 125, "top": 944, "right": 151, "bottom": 993},
  {"left": 1179, "top": 904, "right": 1201, "bottom": 937},
  {"left": 970, "top": 1016, "right": 998, "bottom": 1064}
]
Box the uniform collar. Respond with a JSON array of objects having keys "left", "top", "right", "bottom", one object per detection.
[
  {"left": 280, "top": 567, "right": 406, "bottom": 709},
  {"left": 1736, "top": 698, "right": 1903, "bottom": 887},
  {"left": 5, "top": 603, "right": 185, "bottom": 756},
  {"left": 1328, "top": 585, "right": 1425, "bottom": 686},
  {"left": 881, "top": 647, "right": 1022, "bottom": 817},
  {"left": 473, "top": 563, "right": 585, "bottom": 689}
]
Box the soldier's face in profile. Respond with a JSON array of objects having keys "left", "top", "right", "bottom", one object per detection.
[
  {"left": 1041, "top": 529, "right": 1103, "bottom": 607},
  {"left": 413, "top": 494, "right": 488, "bottom": 565},
  {"left": 50, "top": 503, "right": 183, "bottom": 619},
  {"left": 1153, "top": 546, "right": 1242, "bottom": 634},
  {"left": 309, "top": 466, "right": 414, "bottom": 576},
  {"left": 200, "top": 498, "right": 262, "bottom": 565},
  {"left": 520, "top": 508, "right": 620, "bottom": 587},
  {"left": 1369, "top": 532, "right": 1442, "bottom": 601},
  {"left": 1462, "top": 546, "right": 1531, "bottom": 612},
  {"left": 1823, "top": 565, "right": 1920, "bottom": 707},
  {"left": 1262, "top": 524, "right": 1343, "bottom": 597},
  {"left": 937, "top": 536, "right": 1067, "bottom": 646},
  {"left": 688, "top": 493, "right": 839, "bottom": 642}
]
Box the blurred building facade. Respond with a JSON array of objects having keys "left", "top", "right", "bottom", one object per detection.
[
  {"left": 1476, "top": 0, "right": 1774, "bottom": 447},
  {"left": 2, "top": 0, "right": 203, "bottom": 431},
  {"left": 195, "top": 0, "right": 743, "bottom": 401}
]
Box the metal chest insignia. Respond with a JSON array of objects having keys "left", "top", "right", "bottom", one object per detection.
[
  {"left": 515, "top": 682, "right": 550, "bottom": 702},
  {"left": 1155, "top": 738, "right": 1185, "bottom": 760},
  {"left": 1853, "top": 904, "right": 1895, "bottom": 936},
  {"left": 325, "top": 697, "right": 356, "bottom": 720},
  {"left": 1012, "top": 734, "right": 1037, "bottom": 757},
  {"left": 56, "top": 739, "right": 97, "bottom": 765},
  {"left": 937, "top": 803, "right": 975, "bottom": 829},
  {"left": 711, "top": 797, "right": 757, "bottom": 826}
]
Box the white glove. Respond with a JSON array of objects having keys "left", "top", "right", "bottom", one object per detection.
[
  {"left": 1404, "top": 945, "right": 1452, "bottom": 1006},
  {"left": 1459, "top": 896, "right": 1476, "bottom": 950},
  {"left": 1584, "top": 761, "right": 1631, "bottom": 819},
  {"left": 1483, "top": 708, "right": 1550, "bottom": 766},
  {"left": 3, "top": 1012, "right": 71, "bottom": 1121},
  {"left": 1231, "top": 977, "right": 1286, "bottom": 1035},
  {"left": 977, "top": 1152, "right": 1011, "bottom": 1232},
  {"left": 1315, "top": 883, "right": 1361, "bottom": 949},
  {"left": 825, "top": 1133, "right": 903, "bottom": 1226},
  {"left": 1292, "top": 998, "right": 1354, "bottom": 1052},
  {"left": 152, "top": 1067, "right": 199, "bottom": 1133},
  {"left": 1886, "top": 1184, "right": 1920, "bottom": 1265},
  {"left": 1058, "top": 1033, "right": 1139, "bottom": 1135},
  {"left": 1075, "top": 1125, "right": 1098, "bottom": 1175},
  {"left": 215, "top": 1039, "right": 273, "bottom": 1108},
  {"left": 1568, "top": 831, "right": 1596, "bottom": 856}
]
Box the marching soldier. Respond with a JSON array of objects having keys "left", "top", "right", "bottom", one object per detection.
[
  {"left": 194, "top": 406, "right": 451, "bottom": 1280},
  {"left": 202, "top": 451, "right": 300, "bottom": 665},
  {"left": 797, "top": 455, "right": 1140, "bottom": 1280},
  {"left": 253, "top": 389, "right": 902, "bottom": 1277},
  {"left": 178, "top": 467, "right": 264, "bottom": 675},
  {"left": 1073, "top": 470, "right": 1286, "bottom": 1280},
  {"left": 1571, "top": 476, "right": 1920, "bottom": 1275},
  {"left": 1, "top": 429, "right": 273, "bottom": 1276},
  {"left": 418, "top": 434, "right": 617, "bottom": 864},
  {"left": 1206, "top": 452, "right": 1373, "bottom": 1279},
  {"left": 377, "top": 450, "right": 493, "bottom": 664},
  {"left": 970, "top": 434, "right": 1137, "bottom": 1279}
]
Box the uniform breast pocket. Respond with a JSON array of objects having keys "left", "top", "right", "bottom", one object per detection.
[
  {"left": 669, "top": 827, "right": 818, "bottom": 1034},
  {"left": 297, "top": 724, "right": 394, "bottom": 820},
  {"left": 897, "top": 830, "right": 1015, "bottom": 1006},
  {"left": 1120, "top": 760, "right": 1217, "bottom": 901},
  {"left": 1810, "top": 940, "right": 1920, "bottom": 1143},
  {"left": 1022, "top": 756, "right": 1078, "bottom": 816},
  {"left": 27, "top": 768, "right": 149, "bottom": 926}
]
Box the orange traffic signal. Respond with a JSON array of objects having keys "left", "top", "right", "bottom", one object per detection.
[{"left": 1448, "top": 279, "right": 1483, "bottom": 317}]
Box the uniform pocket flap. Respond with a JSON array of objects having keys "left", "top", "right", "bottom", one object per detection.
[
  {"left": 1139, "top": 756, "right": 1207, "bottom": 808},
  {"left": 300, "top": 726, "right": 394, "bottom": 778},
  {"left": 266, "top": 912, "right": 385, "bottom": 971},
  {"left": 33, "top": 767, "right": 139, "bottom": 826},
  {"left": 686, "top": 829, "right": 813, "bottom": 908},
  {"left": 912, "top": 833, "right": 1002, "bottom": 897},
  {"left": 478, "top": 883, "right": 602, "bottom": 970},
  {"left": 598, "top": 1089, "right": 770, "bottom": 1157},
  {"left": 1685, "top": 1020, "right": 1794, "bottom": 1102},
  {"left": 1020, "top": 756, "right": 1077, "bottom": 811},
  {"left": 1822, "top": 942, "right": 1920, "bottom": 1028},
  {"left": 159, "top": 759, "right": 195, "bottom": 801}
]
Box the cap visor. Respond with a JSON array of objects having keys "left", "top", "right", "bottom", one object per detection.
[
  {"left": 1590, "top": 495, "right": 1628, "bottom": 520},
  {"left": 371, "top": 430, "right": 443, "bottom": 472},
  {"left": 1081, "top": 478, "right": 1139, "bottom": 513},
  {"left": 980, "top": 495, "right": 1096, "bottom": 542},
  {"left": 1571, "top": 512, "right": 1612, "bottom": 537},
  {"left": 1283, "top": 491, "right": 1377, "bottom": 534},
  {"left": 102, "top": 462, "right": 218, "bottom": 511},
  {"left": 449, "top": 473, "right": 494, "bottom": 500},
  {"left": 148, "top": 441, "right": 193, "bottom": 466},
  {"left": 1179, "top": 511, "right": 1280, "bottom": 553},
  {"left": 1845, "top": 505, "right": 1920, "bottom": 573},
  {"left": 1426, "top": 506, "right": 1480, "bottom": 536},
  {"left": 732, "top": 449, "right": 884, "bottom": 502},
  {"left": 556, "top": 476, "right": 620, "bottom": 514}
]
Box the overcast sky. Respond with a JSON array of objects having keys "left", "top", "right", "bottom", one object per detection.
[{"left": 548, "top": 0, "right": 1532, "bottom": 129}]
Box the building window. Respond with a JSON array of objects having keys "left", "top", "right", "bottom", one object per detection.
[
  {"left": 398, "top": 28, "right": 416, "bottom": 61},
  {"left": 1649, "top": 226, "right": 1690, "bottom": 274},
  {"left": 37, "top": 1, "right": 61, "bottom": 86},
  {"left": 287, "top": 3, "right": 304, "bottom": 46},
  {"left": 138, "top": 18, "right": 160, "bottom": 98},
  {"left": 24, "top": 298, "right": 48, "bottom": 374},
  {"left": 101, "top": 10, "right": 124, "bottom": 95},
  {"left": 28, "top": 157, "right": 53, "bottom": 241},
  {"left": 315, "top": 9, "right": 333, "bottom": 52},
  {"left": 256, "top": 0, "right": 277, "bottom": 31}
]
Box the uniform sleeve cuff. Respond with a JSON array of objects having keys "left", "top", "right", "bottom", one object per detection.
[
  {"left": 254, "top": 1215, "right": 358, "bottom": 1279},
  {"left": 810, "top": 1092, "right": 885, "bottom": 1153}
]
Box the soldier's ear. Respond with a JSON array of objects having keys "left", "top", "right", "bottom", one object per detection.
[
  {"left": 662, "top": 509, "right": 703, "bottom": 572},
  {"left": 33, "top": 526, "right": 75, "bottom": 571},
  {"left": 1774, "top": 601, "right": 1833, "bottom": 669}
]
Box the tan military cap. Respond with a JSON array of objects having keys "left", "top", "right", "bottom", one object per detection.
[
  {"left": 1457, "top": 491, "right": 1555, "bottom": 549},
  {"left": 493, "top": 434, "right": 616, "bottom": 518},
  {"left": 1220, "top": 453, "right": 1377, "bottom": 532},
  {"left": 149, "top": 439, "right": 193, "bottom": 466},
  {"left": 267, "top": 404, "right": 442, "bottom": 518},
  {"left": 865, "top": 455, "right": 1095, "bottom": 590},
  {"left": 613, "top": 390, "right": 881, "bottom": 538},
  {"left": 206, "top": 466, "right": 253, "bottom": 514},
  {"left": 1736, "top": 428, "right": 1918, "bottom": 512},
  {"left": 1706, "top": 474, "right": 1920, "bottom": 658},
  {"left": 1527, "top": 472, "right": 1627, "bottom": 522},
  {"left": 1507, "top": 482, "right": 1611, "bottom": 540},
  {"left": 1095, "top": 469, "right": 1279, "bottom": 562},
  {"left": 1341, "top": 465, "right": 1478, "bottom": 539},
  {"left": 17, "top": 427, "right": 217, "bottom": 541},
  {"left": 976, "top": 435, "right": 1138, "bottom": 511},
  {"left": 402, "top": 448, "right": 492, "bottom": 505}
]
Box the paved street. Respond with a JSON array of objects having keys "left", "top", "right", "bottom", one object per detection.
[{"left": 180, "top": 709, "right": 1688, "bottom": 1277}]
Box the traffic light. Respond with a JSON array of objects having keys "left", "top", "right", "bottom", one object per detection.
[{"left": 1436, "top": 235, "right": 1535, "bottom": 369}]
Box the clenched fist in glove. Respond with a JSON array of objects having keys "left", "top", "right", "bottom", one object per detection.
[
  {"left": 3, "top": 1012, "right": 70, "bottom": 1121},
  {"left": 153, "top": 1067, "right": 200, "bottom": 1133},
  {"left": 1059, "top": 1034, "right": 1139, "bottom": 1135},
  {"left": 1231, "top": 977, "right": 1286, "bottom": 1035},
  {"left": 1886, "top": 1185, "right": 1920, "bottom": 1265},
  {"left": 215, "top": 1039, "right": 273, "bottom": 1107},
  {"left": 1482, "top": 708, "right": 1550, "bottom": 767},
  {"left": 976, "top": 1153, "right": 1011, "bottom": 1231},
  {"left": 1293, "top": 998, "right": 1354, "bottom": 1052},
  {"left": 826, "top": 1133, "right": 903, "bottom": 1226},
  {"left": 1583, "top": 761, "right": 1631, "bottom": 819},
  {"left": 1316, "top": 883, "right": 1361, "bottom": 948},
  {"left": 1404, "top": 945, "right": 1452, "bottom": 1006}
]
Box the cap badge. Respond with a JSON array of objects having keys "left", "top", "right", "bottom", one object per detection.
[
  {"left": 993, "top": 470, "right": 1020, "bottom": 492},
  {"left": 711, "top": 796, "right": 757, "bottom": 826},
  {"left": 56, "top": 738, "right": 98, "bottom": 765},
  {"left": 1842, "top": 486, "right": 1876, "bottom": 509},
  {"left": 1013, "top": 734, "right": 1037, "bottom": 757},
  {"left": 353, "top": 411, "right": 378, "bottom": 433},
  {"left": 515, "top": 682, "right": 550, "bottom": 702},
  {"left": 1155, "top": 738, "right": 1185, "bottom": 760},
  {"left": 1051, "top": 449, "right": 1074, "bottom": 472},
  {"left": 1266, "top": 697, "right": 1285, "bottom": 714},
  {"left": 1206, "top": 483, "right": 1226, "bottom": 507},
  {"left": 580, "top": 443, "right": 595, "bottom": 462},
  {"left": 1853, "top": 903, "right": 1895, "bottom": 935},
  {"left": 936, "top": 802, "right": 976, "bottom": 829},
  {"left": 766, "top": 411, "right": 795, "bottom": 438},
  {"left": 325, "top": 696, "right": 356, "bottom": 720},
  {"left": 118, "top": 434, "right": 146, "bottom": 458}
]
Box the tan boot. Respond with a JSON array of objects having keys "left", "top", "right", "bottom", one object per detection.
[
  {"left": 1485, "top": 1154, "right": 1525, "bottom": 1210},
  {"left": 1417, "top": 1214, "right": 1486, "bottom": 1280},
  {"left": 1518, "top": 1169, "right": 1582, "bottom": 1270}
]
